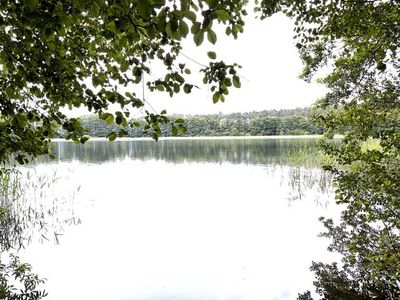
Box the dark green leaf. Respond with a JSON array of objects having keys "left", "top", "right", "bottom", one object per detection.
[
  {"left": 179, "top": 20, "right": 189, "bottom": 38},
  {"left": 215, "top": 10, "right": 231, "bottom": 22},
  {"left": 233, "top": 75, "right": 241, "bottom": 88},
  {"left": 193, "top": 31, "right": 204, "bottom": 46},
  {"left": 137, "top": 1, "right": 153, "bottom": 19},
  {"left": 212, "top": 92, "right": 219, "bottom": 103},
  {"left": 171, "top": 125, "right": 178, "bottom": 136},
  {"left": 106, "top": 132, "right": 117, "bottom": 141},
  {"left": 207, "top": 29, "right": 217, "bottom": 44},
  {"left": 207, "top": 51, "right": 217, "bottom": 59},
  {"left": 183, "top": 84, "right": 192, "bottom": 93}
]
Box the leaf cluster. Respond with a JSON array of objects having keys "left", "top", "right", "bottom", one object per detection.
[
  {"left": 0, "top": 0, "right": 249, "bottom": 164},
  {"left": 265, "top": 0, "right": 400, "bottom": 298},
  {"left": 0, "top": 253, "right": 47, "bottom": 300}
]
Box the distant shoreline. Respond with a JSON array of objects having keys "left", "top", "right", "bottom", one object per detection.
[{"left": 51, "top": 135, "right": 330, "bottom": 142}]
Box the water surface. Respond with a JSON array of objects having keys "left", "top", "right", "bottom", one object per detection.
[{"left": 21, "top": 137, "right": 338, "bottom": 300}]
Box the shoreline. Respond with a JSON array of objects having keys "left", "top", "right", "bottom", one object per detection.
[{"left": 51, "top": 135, "right": 330, "bottom": 142}]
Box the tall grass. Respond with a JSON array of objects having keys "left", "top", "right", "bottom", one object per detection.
[{"left": 0, "top": 166, "right": 81, "bottom": 251}]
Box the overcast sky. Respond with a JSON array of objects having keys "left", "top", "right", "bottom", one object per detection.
[
  {"left": 66, "top": 13, "right": 327, "bottom": 117},
  {"left": 138, "top": 12, "right": 327, "bottom": 116}
]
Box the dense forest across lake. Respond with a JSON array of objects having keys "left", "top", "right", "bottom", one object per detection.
[{"left": 60, "top": 107, "right": 323, "bottom": 138}]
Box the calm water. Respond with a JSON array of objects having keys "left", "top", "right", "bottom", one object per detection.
[{"left": 20, "top": 137, "right": 338, "bottom": 300}]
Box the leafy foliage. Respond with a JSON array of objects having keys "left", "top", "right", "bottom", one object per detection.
[
  {"left": 255, "top": 0, "right": 400, "bottom": 298},
  {"left": 0, "top": 253, "right": 47, "bottom": 300},
  {"left": 0, "top": 0, "right": 247, "bottom": 164},
  {"left": 0, "top": 169, "right": 49, "bottom": 300},
  {"left": 0, "top": 165, "right": 81, "bottom": 300}
]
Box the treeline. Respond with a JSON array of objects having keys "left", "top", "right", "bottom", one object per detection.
[{"left": 64, "top": 107, "right": 323, "bottom": 138}]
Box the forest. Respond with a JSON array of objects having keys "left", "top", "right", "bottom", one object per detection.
[{"left": 63, "top": 107, "right": 323, "bottom": 138}]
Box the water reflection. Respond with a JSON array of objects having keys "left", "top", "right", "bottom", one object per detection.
[
  {"left": 46, "top": 138, "right": 323, "bottom": 167},
  {"left": 44, "top": 138, "right": 333, "bottom": 201}
]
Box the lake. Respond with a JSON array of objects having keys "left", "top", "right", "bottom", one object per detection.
[{"left": 19, "top": 137, "right": 339, "bottom": 300}]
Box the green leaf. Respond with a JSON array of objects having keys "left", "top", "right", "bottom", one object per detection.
[
  {"left": 175, "top": 118, "right": 185, "bottom": 123},
  {"left": 121, "top": 118, "right": 128, "bottom": 127},
  {"left": 152, "top": 132, "right": 159, "bottom": 141},
  {"left": 156, "top": 84, "right": 165, "bottom": 91},
  {"left": 179, "top": 20, "right": 189, "bottom": 38},
  {"left": 224, "top": 78, "right": 232, "bottom": 87},
  {"left": 105, "top": 114, "right": 114, "bottom": 125},
  {"left": 107, "top": 21, "right": 116, "bottom": 33},
  {"left": 80, "top": 136, "right": 90, "bottom": 143},
  {"left": 118, "top": 129, "right": 128, "bottom": 137},
  {"left": 212, "top": 92, "right": 219, "bottom": 103},
  {"left": 171, "top": 125, "right": 178, "bottom": 136},
  {"left": 183, "top": 84, "right": 192, "bottom": 93},
  {"left": 116, "top": 114, "right": 126, "bottom": 125},
  {"left": 120, "top": 60, "right": 129, "bottom": 72},
  {"left": 207, "top": 29, "right": 217, "bottom": 44},
  {"left": 193, "top": 31, "right": 204, "bottom": 46},
  {"left": 178, "top": 126, "right": 187, "bottom": 133},
  {"left": 191, "top": 22, "right": 201, "bottom": 34},
  {"left": 137, "top": 1, "right": 153, "bottom": 19},
  {"left": 166, "top": 22, "right": 175, "bottom": 39},
  {"left": 207, "top": 51, "right": 217, "bottom": 59},
  {"left": 184, "top": 11, "right": 197, "bottom": 22},
  {"left": 100, "top": 113, "right": 113, "bottom": 122},
  {"left": 233, "top": 75, "right": 241, "bottom": 88},
  {"left": 215, "top": 10, "right": 232, "bottom": 22},
  {"left": 106, "top": 132, "right": 117, "bottom": 141}
]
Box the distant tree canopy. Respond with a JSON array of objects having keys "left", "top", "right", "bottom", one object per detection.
[{"left": 62, "top": 107, "right": 322, "bottom": 138}]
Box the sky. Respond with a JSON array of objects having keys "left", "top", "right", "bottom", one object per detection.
[
  {"left": 66, "top": 13, "right": 327, "bottom": 117},
  {"left": 137, "top": 13, "right": 327, "bottom": 116}
]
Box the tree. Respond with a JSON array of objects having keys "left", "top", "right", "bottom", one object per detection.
[
  {"left": 0, "top": 0, "right": 246, "bottom": 164},
  {"left": 255, "top": 0, "right": 400, "bottom": 298}
]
